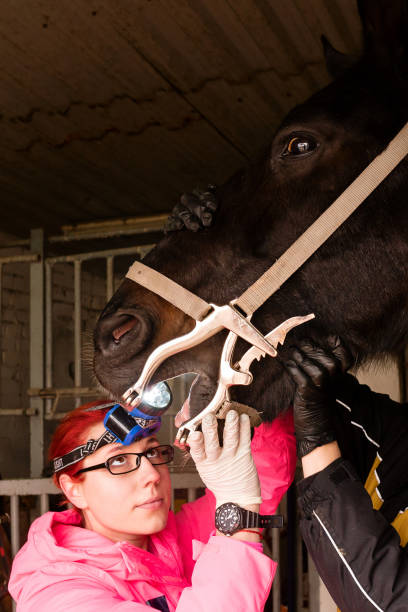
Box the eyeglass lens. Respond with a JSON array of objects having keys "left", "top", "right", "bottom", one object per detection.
[{"left": 107, "top": 445, "right": 174, "bottom": 474}]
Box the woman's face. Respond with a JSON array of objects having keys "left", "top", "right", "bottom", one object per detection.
[{"left": 61, "top": 422, "right": 172, "bottom": 547}]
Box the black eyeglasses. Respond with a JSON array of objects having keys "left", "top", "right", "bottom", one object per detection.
[{"left": 74, "top": 444, "right": 174, "bottom": 476}]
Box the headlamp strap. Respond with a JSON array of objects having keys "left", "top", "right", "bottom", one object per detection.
[{"left": 53, "top": 430, "right": 117, "bottom": 473}]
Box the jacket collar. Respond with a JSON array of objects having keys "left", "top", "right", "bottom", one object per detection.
[{"left": 29, "top": 509, "right": 186, "bottom": 585}]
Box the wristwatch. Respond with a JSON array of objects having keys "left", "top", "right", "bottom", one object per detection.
[{"left": 215, "top": 502, "right": 283, "bottom": 536}]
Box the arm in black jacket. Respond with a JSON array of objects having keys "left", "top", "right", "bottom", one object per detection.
[{"left": 298, "top": 458, "right": 408, "bottom": 612}]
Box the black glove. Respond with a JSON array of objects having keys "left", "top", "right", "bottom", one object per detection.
[
  {"left": 164, "top": 185, "right": 217, "bottom": 232},
  {"left": 283, "top": 336, "right": 353, "bottom": 458}
]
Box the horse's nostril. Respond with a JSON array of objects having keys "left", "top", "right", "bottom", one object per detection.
[
  {"left": 112, "top": 317, "right": 139, "bottom": 342},
  {"left": 94, "top": 306, "right": 155, "bottom": 361}
]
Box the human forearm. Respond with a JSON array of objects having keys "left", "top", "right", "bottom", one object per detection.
[{"left": 301, "top": 441, "right": 341, "bottom": 477}]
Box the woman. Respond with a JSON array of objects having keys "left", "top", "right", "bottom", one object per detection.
[{"left": 9, "top": 400, "right": 295, "bottom": 611}]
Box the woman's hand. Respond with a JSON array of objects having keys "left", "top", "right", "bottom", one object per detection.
[{"left": 188, "top": 410, "right": 261, "bottom": 510}]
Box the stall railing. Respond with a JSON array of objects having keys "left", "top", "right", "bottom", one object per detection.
[{"left": 0, "top": 472, "right": 204, "bottom": 558}]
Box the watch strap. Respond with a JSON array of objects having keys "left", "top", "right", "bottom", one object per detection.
[
  {"left": 244, "top": 509, "right": 283, "bottom": 529},
  {"left": 245, "top": 509, "right": 260, "bottom": 529},
  {"left": 214, "top": 503, "right": 283, "bottom": 535}
]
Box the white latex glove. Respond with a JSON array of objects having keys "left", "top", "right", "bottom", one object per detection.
[{"left": 188, "top": 409, "right": 262, "bottom": 508}]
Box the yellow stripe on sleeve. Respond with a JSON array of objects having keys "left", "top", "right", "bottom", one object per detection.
[{"left": 364, "top": 454, "right": 383, "bottom": 510}]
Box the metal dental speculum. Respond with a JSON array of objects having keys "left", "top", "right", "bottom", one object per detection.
[
  {"left": 122, "top": 302, "right": 280, "bottom": 408},
  {"left": 175, "top": 313, "right": 315, "bottom": 445},
  {"left": 120, "top": 299, "right": 314, "bottom": 445}
]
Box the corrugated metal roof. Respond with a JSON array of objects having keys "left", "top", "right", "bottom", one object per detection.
[{"left": 0, "top": 0, "right": 362, "bottom": 237}]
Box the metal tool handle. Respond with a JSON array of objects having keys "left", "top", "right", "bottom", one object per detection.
[{"left": 176, "top": 313, "right": 315, "bottom": 445}]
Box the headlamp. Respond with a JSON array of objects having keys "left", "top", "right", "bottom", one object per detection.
[
  {"left": 52, "top": 382, "right": 173, "bottom": 473},
  {"left": 104, "top": 381, "right": 172, "bottom": 445},
  {"left": 103, "top": 405, "right": 162, "bottom": 445},
  {"left": 139, "top": 381, "right": 172, "bottom": 415}
]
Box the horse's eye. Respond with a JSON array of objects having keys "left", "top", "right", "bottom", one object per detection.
[{"left": 283, "top": 136, "right": 317, "bottom": 157}]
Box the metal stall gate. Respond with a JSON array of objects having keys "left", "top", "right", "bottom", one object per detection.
[{"left": 0, "top": 221, "right": 316, "bottom": 611}]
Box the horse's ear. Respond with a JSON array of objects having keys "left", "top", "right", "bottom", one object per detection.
[
  {"left": 357, "top": 0, "right": 408, "bottom": 79},
  {"left": 321, "top": 35, "right": 356, "bottom": 79}
]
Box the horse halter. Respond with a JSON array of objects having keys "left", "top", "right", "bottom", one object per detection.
[{"left": 121, "top": 121, "right": 408, "bottom": 444}]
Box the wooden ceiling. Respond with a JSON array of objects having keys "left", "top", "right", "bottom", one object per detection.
[{"left": 0, "top": 0, "right": 361, "bottom": 238}]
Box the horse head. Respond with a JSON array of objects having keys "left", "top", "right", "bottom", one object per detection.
[{"left": 94, "top": 0, "right": 408, "bottom": 423}]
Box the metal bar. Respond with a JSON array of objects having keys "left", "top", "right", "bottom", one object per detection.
[
  {"left": 287, "top": 483, "right": 297, "bottom": 612},
  {"left": 45, "top": 263, "right": 53, "bottom": 417},
  {"left": 0, "top": 254, "right": 39, "bottom": 265},
  {"left": 40, "top": 493, "right": 49, "bottom": 515},
  {"left": 187, "top": 487, "right": 195, "bottom": 503},
  {"left": 10, "top": 495, "right": 19, "bottom": 558},
  {"left": 297, "top": 512, "right": 304, "bottom": 611},
  {"left": 0, "top": 239, "right": 30, "bottom": 249},
  {"left": 46, "top": 244, "right": 154, "bottom": 265},
  {"left": 43, "top": 410, "right": 76, "bottom": 421},
  {"left": 0, "top": 263, "right": 2, "bottom": 406},
  {"left": 51, "top": 227, "right": 160, "bottom": 242},
  {"left": 0, "top": 476, "right": 197, "bottom": 495},
  {"left": 0, "top": 262, "right": 2, "bottom": 322},
  {"left": 30, "top": 229, "right": 45, "bottom": 478},
  {"left": 0, "top": 479, "right": 59, "bottom": 496},
  {"left": 28, "top": 386, "right": 99, "bottom": 398},
  {"left": 74, "top": 260, "right": 82, "bottom": 408},
  {"left": 50, "top": 214, "right": 167, "bottom": 243},
  {"left": 272, "top": 510, "right": 281, "bottom": 612},
  {"left": 106, "top": 256, "right": 114, "bottom": 302}
]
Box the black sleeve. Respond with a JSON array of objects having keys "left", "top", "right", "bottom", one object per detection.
[
  {"left": 335, "top": 373, "right": 407, "bottom": 442},
  {"left": 331, "top": 374, "right": 408, "bottom": 480},
  {"left": 298, "top": 458, "right": 408, "bottom": 611}
]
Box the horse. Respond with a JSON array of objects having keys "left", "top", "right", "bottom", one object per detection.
[{"left": 93, "top": 0, "right": 408, "bottom": 425}]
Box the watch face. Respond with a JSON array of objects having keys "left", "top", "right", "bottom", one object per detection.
[{"left": 215, "top": 503, "right": 242, "bottom": 535}]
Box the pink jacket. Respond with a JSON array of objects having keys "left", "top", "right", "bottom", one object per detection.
[{"left": 9, "top": 411, "right": 295, "bottom": 611}]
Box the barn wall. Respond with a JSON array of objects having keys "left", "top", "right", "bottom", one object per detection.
[
  {"left": 358, "top": 359, "right": 401, "bottom": 402},
  {"left": 0, "top": 244, "right": 111, "bottom": 478},
  {"left": 0, "top": 234, "right": 190, "bottom": 479}
]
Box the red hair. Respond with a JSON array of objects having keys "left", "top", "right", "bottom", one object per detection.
[{"left": 48, "top": 399, "right": 112, "bottom": 488}]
